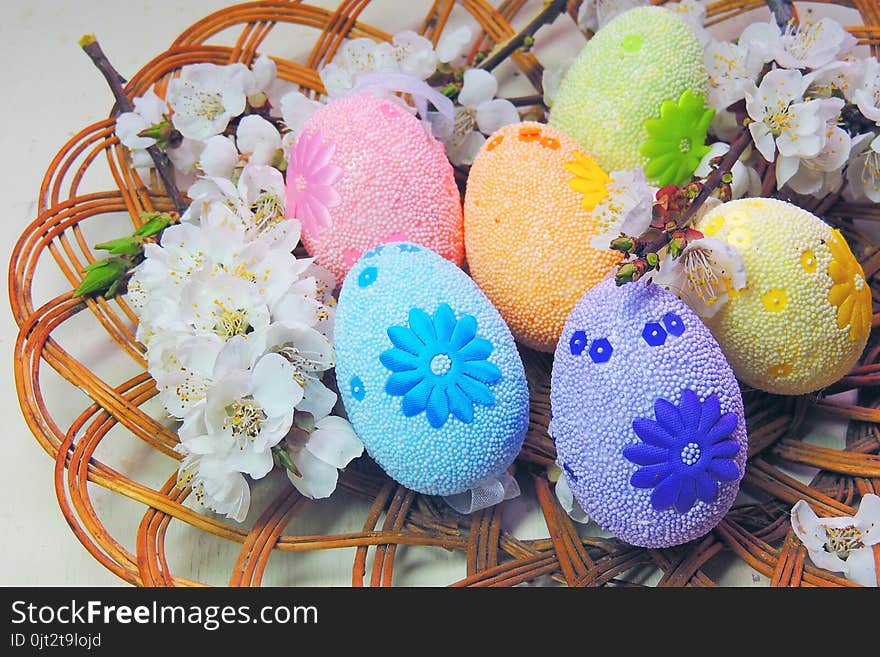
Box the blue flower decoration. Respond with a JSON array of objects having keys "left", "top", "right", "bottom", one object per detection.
[
  {"left": 380, "top": 304, "right": 502, "bottom": 428},
  {"left": 623, "top": 390, "right": 741, "bottom": 514}
]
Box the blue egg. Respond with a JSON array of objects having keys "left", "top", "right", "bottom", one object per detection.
[{"left": 335, "top": 243, "right": 530, "bottom": 496}]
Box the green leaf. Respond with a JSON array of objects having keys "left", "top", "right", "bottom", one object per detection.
[
  {"left": 94, "top": 236, "right": 143, "bottom": 255},
  {"left": 134, "top": 212, "right": 173, "bottom": 237},
  {"left": 74, "top": 257, "right": 129, "bottom": 298}
]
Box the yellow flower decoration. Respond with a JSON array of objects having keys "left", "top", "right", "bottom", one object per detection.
[
  {"left": 827, "top": 229, "right": 872, "bottom": 342},
  {"left": 565, "top": 151, "right": 610, "bottom": 212}
]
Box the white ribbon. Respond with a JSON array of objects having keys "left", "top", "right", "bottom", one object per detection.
[
  {"left": 346, "top": 69, "right": 455, "bottom": 138},
  {"left": 443, "top": 472, "right": 521, "bottom": 514}
]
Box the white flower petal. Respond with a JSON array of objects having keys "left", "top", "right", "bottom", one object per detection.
[
  {"left": 856, "top": 493, "right": 880, "bottom": 544},
  {"left": 236, "top": 115, "right": 281, "bottom": 165},
  {"left": 475, "top": 98, "right": 520, "bottom": 135},
  {"left": 252, "top": 352, "right": 303, "bottom": 417},
  {"left": 749, "top": 122, "right": 776, "bottom": 162},
  {"left": 279, "top": 90, "right": 321, "bottom": 137},
  {"left": 555, "top": 474, "right": 590, "bottom": 524},
  {"left": 842, "top": 546, "right": 878, "bottom": 587},
  {"left": 116, "top": 112, "right": 155, "bottom": 150},
  {"left": 198, "top": 135, "right": 239, "bottom": 178},
  {"left": 297, "top": 378, "right": 338, "bottom": 420},
  {"left": 167, "top": 137, "right": 204, "bottom": 175},
  {"left": 791, "top": 500, "right": 848, "bottom": 573},
  {"left": 447, "top": 130, "right": 485, "bottom": 166},
  {"left": 319, "top": 63, "right": 353, "bottom": 98},
  {"left": 251, "top": 54, "right": 277, "bottom": 92},
  {"left": 436, "top": 25, "right": 471, "bottom": 64},
  {"left": 287, "top": 446, "right": 340, "bottom": 499},
  {"left": 305, "top": 416, "right": 363, "bottom": 469},
  {"left": 133, "top": 88, "right": 167, "bottom": 125},
  {"left": 458, "top": 68, "right": 497, "bottom": 108},
  {"left": 776, "top": 155, "right": 800, "bottom": 188}
]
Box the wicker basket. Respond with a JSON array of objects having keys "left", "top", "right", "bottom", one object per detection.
[{"left": 10, "top": 0, "right": 880, "bottom": 587}]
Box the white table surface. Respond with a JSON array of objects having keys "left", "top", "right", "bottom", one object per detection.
[{"left": 0, "top": 0, "right": 863, "bottom": 587}]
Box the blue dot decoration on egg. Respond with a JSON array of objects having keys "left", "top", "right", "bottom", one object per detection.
[
  {"left": 550, "top": 279, "right": 747, "bottom": 548},
  {"left": 335, "top": 242, "right": 530, "bottom": 496}
]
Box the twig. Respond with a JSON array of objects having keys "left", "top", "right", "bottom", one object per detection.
[
  {"left": 766, "top": 0, "right": 796, "bottom": 29},
  {"left": 641, "top": 129, "right": 752, "bottom": 256},
  {"left": 477, "top": 0, "right": 566, "bottom": 74},
  {"left": 79, "top": 35, "right": 188, "bottom": 215},
  {"left": 506, "top": 93, "right": 547, "bottom": 108}
]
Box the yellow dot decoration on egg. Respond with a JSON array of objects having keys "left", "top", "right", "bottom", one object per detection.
[
  {"left": 801, "top": 249, "right": 817, "bottom": 272},
  {"left": 761, "top": 288, "right": 788, "bottom": 312},
  {"left": 695, "top": 198, "right": 872, "bottom": 395},
  {"left": 464, "top": 122, "right": 622, "bottom": 352}
]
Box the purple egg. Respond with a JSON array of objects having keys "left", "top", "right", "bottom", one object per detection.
[{"left": 550, "top": 279, "right": 747, "bottom": 547}]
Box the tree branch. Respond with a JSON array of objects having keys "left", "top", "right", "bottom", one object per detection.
[
  {"left": 477, "top": 0, "right": 567, "bottom": 74},
  {"left": 80, "top": 35, "right": 188, "bottom": 215},
  {"left": 641, "top": 128, "right": 753, "bottom": 255}
]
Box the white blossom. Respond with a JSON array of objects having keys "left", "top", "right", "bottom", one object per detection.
[
  {"left": 284, "top": 416, "right": 363, "bottom": 499},
  {"left": 116, "top": 88, "right": 168, "bottom": 168},
  {"left": 436, "top": 26, "right": 472, "bottom": 65},
  {"left": 279, "top": 90, "right": 322, "bottom": 139},
  {"left": 650, "top": 236, "right": 747, "bottom": 318},
  {"left": 772, "top": 17, "right": 858, "bottom": 71},
  {"left": 589, "top": 167, "right": 656, "bottom": 250},
  {"left": 743, "top": 68, "right": 844, "bottom": 179},
  {"left": 791, "top": 495, "right": 880, "bottom": 587},
  {"left": 854, "top": 57, "right": 880, "bottom": 123},
  {"left": 695, "top": 142, "right": 760, "bottom": 199},
  {"left": 704, "top": 39, "right": 764, "bottom": 111},
  {"left": 444, "top": 69, "right": 519, "bottom": 165},
  {"left": 845, "top": 132, "right": 880, "bottom": 202},
  {"left": 167, "top": 63, "right": 250, "bottom": 140}
]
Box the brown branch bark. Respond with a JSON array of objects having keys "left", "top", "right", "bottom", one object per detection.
[
  {"left": 477, "top": 0, "right": 567, "bottom": 75},
  {"left": 80, "top": 36, "right": 188, "bottom": 214}
]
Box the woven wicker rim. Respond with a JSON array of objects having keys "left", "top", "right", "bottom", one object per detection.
[{"left": 9, "top": 0, "right": 880, "bottom": 587}]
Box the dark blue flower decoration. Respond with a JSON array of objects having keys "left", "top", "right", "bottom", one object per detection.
[
  {"left": 350, "top": 376, "right": 366, "bottom": 401},
  {"left": 364, "top": 245, "right": 385, "bottom": 258},
  {"left": 379, "top": 304, "right": 502, "bottom": 428},
  {"left": 662, "top": 312, "right": 685, "bottom": 336},
  {"left": 358, "top": 266, "right": 378, "bottom": 288},
  {"left": 563, "top": 462, "right": 579, "bottom": 482},
  {"left": 570, "top": 330, "right": 588, "bottom": 356},
  {"left": 642, "top": 322, "right": 667, "bottom": 346},
  {"left": 589, "top": 338, "right": 613, "bottom": 363},
  {"left": 623, "top": 390, "right": 741, "bottom": 514}
]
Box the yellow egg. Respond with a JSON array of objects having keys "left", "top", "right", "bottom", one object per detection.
[
  {"left": 464, "top": 122, "right": 621, "bottom": 352},
  {"left": 694, "top": 198, "right": 871, "bottom": 395}
]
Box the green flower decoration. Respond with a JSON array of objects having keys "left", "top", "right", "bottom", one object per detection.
[{"left": 641, "top": 90, "right": 715, "bottom": 187}]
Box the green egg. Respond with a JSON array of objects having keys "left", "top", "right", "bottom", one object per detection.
[{"left": 550, "top": 6, "right": 709, "bottom": 184}]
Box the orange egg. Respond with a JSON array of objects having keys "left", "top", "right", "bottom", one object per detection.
[{"left": 464, "top": 122, "right": 622, "bottom": 352}]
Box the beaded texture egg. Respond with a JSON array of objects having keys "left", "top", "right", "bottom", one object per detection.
[
  {"left": 551, "top": 279, "right": 747, "bottom": 548},
  {"left": 464, "top": 122, "right": 621, "bottom": 352},
  {"left": 334, "top": 243, "right": 529, "bottom": 496},
  {"left": 549, "top": 6, "right": 708, "bottom": 183},
  {"left": 286, "top": 95, "right": 464, "bottom": 282},
  {"left": 693, "top": 198, "right": 871, "bottom": 395}
]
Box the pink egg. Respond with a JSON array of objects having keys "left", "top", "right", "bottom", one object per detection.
[{"left": 286, "top": 94, "right": 464, "bottom": 282}]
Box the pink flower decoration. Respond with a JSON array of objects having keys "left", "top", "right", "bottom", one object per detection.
[{"left": 285, "top": 129, "right": 343, "bottom": 234}]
